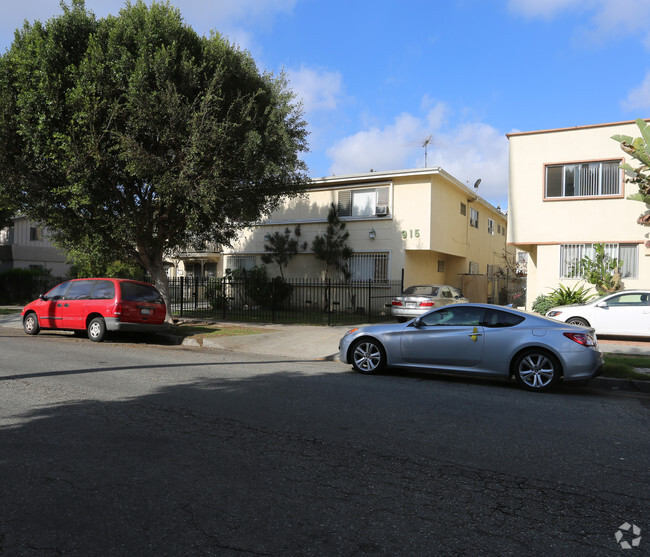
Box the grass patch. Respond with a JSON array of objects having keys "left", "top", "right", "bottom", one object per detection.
[
  {"left": 602, "top": 354, "right": 650, "bottom": 381},
  {"left": 0, "top": 308, "right": 20, "bottom": 316},
  {"left": 174, "top": 322, "right": 268, "bottom": 341}
]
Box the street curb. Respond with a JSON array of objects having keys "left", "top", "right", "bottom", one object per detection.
[{"left": 587, "top": 376, "right": 650, "bottom": 394}]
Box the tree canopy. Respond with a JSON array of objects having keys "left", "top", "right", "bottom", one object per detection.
[{"left": 0, "top": 0, "right": 309, "bottom": 314}]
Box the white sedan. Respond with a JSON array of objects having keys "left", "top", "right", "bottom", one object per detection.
[{"left": 546, "top": 290, "right": 650, "bottom": 337}]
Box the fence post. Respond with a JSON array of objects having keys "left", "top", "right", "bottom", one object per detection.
[
  {"left": 327, "top": 279, "right": 331, "bottom": 327},
  {"left": 179, "top": 276, "right": 184, "bottom": 317},
  {"left": 368, "top": 279, "right": 372, "bottom": 322},
  {"left": 222, "top": 276, "right": 227, "bottom": 321},
  {"left": 193, "top": 276, "right": 199, "bottom": 310},
  {"left": 271, "top": 278, "right": 276, "bottom": 324}
]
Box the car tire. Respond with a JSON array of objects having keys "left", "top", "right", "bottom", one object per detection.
[
  {"left": 512, "top": 349, "right": 560, "bottom": 392},
  {"left": 350, "top": 338, "right": 386, "bottom": 374},
  {"left": 87, "top": 317, "right": 107, "bottom": 342},
  {"left": 567, "top": 317, "right": 589, "bottom": 327},
  {"left": 23, "top": 312, "right": 40, "bottom": 336}
]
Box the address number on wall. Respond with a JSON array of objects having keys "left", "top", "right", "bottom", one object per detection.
[{"left": 401, "top": 229, "right": 420, "bottom": 239}]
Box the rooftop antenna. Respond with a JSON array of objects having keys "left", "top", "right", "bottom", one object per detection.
[{"left": 422, "top": 135, "right": 432, "bottom": 167}]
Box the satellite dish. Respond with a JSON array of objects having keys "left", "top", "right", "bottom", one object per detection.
[{"left": 474, "top": 179, "right": 481, "bottom": 190}]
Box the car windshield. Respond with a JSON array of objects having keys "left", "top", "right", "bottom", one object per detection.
[
  {"left": 403, "top": 286, "right": 438, "bottom": 296},
  {"left": 120, "top": 282, "right": 163, "bottom": 303}
]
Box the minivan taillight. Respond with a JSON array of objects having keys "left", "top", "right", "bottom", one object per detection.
[{"left": 112, "top": 302, "right": 123, "bottom": 316}]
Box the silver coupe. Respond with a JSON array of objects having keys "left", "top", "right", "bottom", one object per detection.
[{"left": 339, "top": 304, "right": 603, "bottom": 392}]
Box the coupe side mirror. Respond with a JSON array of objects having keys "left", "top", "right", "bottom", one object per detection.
[
  {"left": 412, "top": 317, "right": 422, "bottom": 328},
  {"left": 596, "top": 301, "right": 607, "bottom": 308}
]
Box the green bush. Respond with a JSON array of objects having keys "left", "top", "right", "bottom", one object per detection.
[
  {"left": 532, "top": 283, "right": 594, "bottom": 315},
  {"left": 205, "top": 278, "right": 228, "bottom": 311},
  {"left": 549, "top": 283, "right": 594, "bottom": 306},
  {"left": 532, "top": 294, "right": 556, "bottom": 315}
]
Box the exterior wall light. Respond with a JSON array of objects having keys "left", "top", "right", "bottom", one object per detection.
[{"left": 369, "top": 229, "right": 376, "bottom": 240}]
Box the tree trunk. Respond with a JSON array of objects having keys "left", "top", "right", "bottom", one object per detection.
[{"left": 140, "top": 252, "right": 174, "bottom": 324}]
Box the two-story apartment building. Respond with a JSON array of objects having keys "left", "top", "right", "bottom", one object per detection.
[
  {"left": 170, "top": 167, "right": 509, "bottom": 302},
  {"left": 507, "top": 120, "right": 648, "bottom": 309},
  {"left": 0, "top": 215, "right": 70, "bottom": 275}
]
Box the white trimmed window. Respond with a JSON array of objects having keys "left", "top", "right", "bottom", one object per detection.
[
  {"left": 348, "top": 252, "right": 389, "bottom": 282},
  {"left": 470, "top": 208, "right": 479, "bottom": 228},
  {"left": 488, "top": 218, "right": 495, "bottom": 235},
  {"left": 559, "top": 243, "right": 638, "bottom": 278},
  {"left": 546, "top": 160, "right": 621, "bottom": 198},
  {"left": 228, "top": 255, "right": 256, "bottom": 272},
  {"left": 338, "top": 186, "right": 390, "bottom": 218}
]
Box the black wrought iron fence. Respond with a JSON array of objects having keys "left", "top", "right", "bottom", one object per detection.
[{"left": 169, "top": 276, "right": 404, "bottom": 325}]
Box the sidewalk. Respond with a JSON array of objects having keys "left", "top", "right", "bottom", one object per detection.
[{"left": 1, "top": 310, "right": 648, "bottom": 393}]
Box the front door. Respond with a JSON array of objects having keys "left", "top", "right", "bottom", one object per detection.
[{"left": 400, "top": 305, "right": 486, "bottom": 367}]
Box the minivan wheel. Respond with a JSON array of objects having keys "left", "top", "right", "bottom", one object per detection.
[
  {"left": 513, "top": 349, "right": 560, "bottom": 392},
  {"left": 23, "top": 312, "right": 40, "bottom": 336},
  {"left": 87, "top": 317, "right": 107, "bottom": 342}
]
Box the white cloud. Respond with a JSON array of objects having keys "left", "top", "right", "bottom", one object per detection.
[
  {"left": 326, "top": 113, "right": 424, "bottom": 175},
  {"left": 622, "top": 71, "right": 650, "bottom": 111},
  {"left": 325, "top": 103, "right": 509, "bottom": 207},
  {"left": 509, "top": 0, "right": 650, "bottom": 46},
  {"left": 286, "top": 66, "right": 343, "bottom": 113},
  {"left": 508, "top": 0, "right": 584, "bottom": 19}
]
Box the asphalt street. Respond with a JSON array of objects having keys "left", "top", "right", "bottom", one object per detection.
[{"left": 0, "top": 329, "right": 648, "bottom": 556}]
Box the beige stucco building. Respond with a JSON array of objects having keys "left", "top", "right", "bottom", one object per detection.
[
  {"left": 508, "top": 120, "right": 649, "bottom": 309},
  {"left": 170, "top": 168, "right": 509, "bottom": 302}
]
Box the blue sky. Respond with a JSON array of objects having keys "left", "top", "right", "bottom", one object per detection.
[{"left": 2, "top": 0, "right": 650, "bottom": 209}]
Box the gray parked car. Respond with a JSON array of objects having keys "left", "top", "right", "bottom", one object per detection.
[
  {"left": 391, "top": 284, "right": 468, "bottom": 322},
  {"left": 339, "top": 303, "right": 603, "bottom": 392}
]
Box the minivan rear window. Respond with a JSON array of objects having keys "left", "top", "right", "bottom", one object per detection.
[{"left": 120, "top": 282, "right": 163, "bottom": 303}]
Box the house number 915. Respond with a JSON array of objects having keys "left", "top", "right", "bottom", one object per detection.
[{"left": 402, "top": 229, "right": 420, "bottom": 239}]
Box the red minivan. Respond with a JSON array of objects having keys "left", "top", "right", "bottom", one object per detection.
[{"left": 21, "top": 278, "right": 169, "bottom": 342}]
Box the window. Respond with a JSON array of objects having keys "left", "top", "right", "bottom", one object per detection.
[
  {"left": 545, "top": 160, "right": 621, "bottom": 198},
  {"left": 488, "top": 218, "right": 495, "bottom": 235},
  {"left": 421, "top": 305, "right": 485, "bottom": 327},
  {"left": 469, "top": 261, "right": 479, "bottom": 275},
  {"left": 437, "top": 260, "right": 445, "bottom": 272},
  {"left": 228, "top": 255, "right": 256, "bottom": 272},
  {"left": 482, "top": 309, "right": 525, "bottom": 328},
  {"left": 497, "top": 224, "right": 501, "bottom": 234},
  {"left": 91, "top": 281, "right": 115, "bottom": 300},
  {"left": 348, "top": 252, "right": 389, "bottom": 282},
  {"left": 338, "top": 186, "right": 390, "bottom": 218},
  {"left": 559, "top": 243, "right": 638, "bottom": 278},
  {"left": 470, "top": 208, "right": 479, "bottom": 228},
  {"left": 460, "top": 202, "right": 467, "bottom": 216},
  {"left": 30, "top": 227, "right": 43, "bottom": 241},
  {"left": 605, "top": 292, "right": 649, "bottom": 306},
  {"left": 66, "top": 280, "right": 95, "bottom": 300},
  {"left": 121, "top": 282, "right": 162, "bottom": 302}
]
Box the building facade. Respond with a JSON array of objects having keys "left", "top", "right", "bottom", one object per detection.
[
  {"left": 0, "top": 215, "right": 70, "bottom": 275},
  {"left": 507, "top": 120, "right": 648, "bottom": 310},
  {"left": 169, "top": 168, "right": 509, "bottom": 302}
]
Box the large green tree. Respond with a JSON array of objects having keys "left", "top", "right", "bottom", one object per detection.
[{"left": 0, "top": 0, "right": 309, "bottom": 319}]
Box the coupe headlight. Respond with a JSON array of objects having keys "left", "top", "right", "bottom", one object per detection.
[
  {"left": 547, "top": 311, "right": 562, "bottom": 317},
  {"left": 344, "top": 327, "right": 359, "bottom": 336}
]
